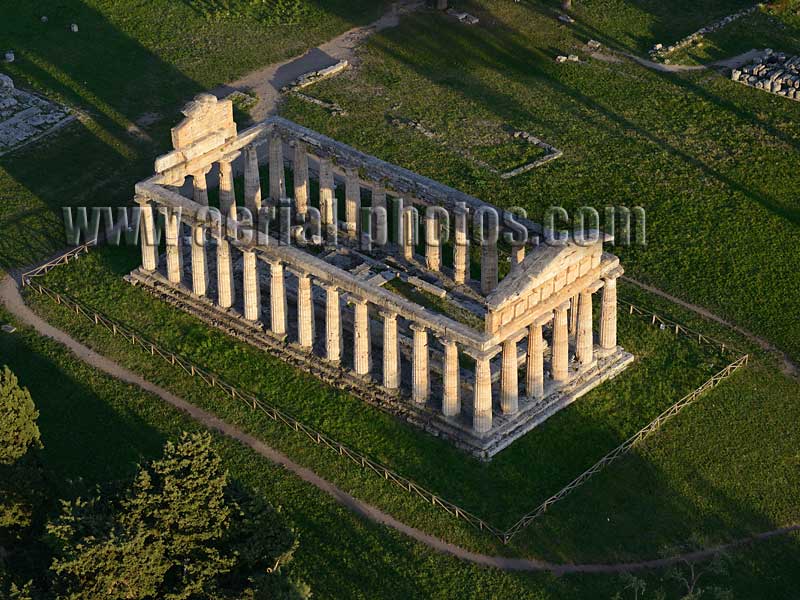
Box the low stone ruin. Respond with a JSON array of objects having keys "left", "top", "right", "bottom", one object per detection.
[
  {"left": 279, "top": 60, "right": 349, "bottom": 93},
  {"left": 446, "top": 8, "right": 479, "bottom": 25},
  {"left": 649, "top": 4, "right": 758, "bottom": 61},
  {"left": 0, "top": 74, "right": 74, "bottom": 156},
  {"left": 732, "top": 51, "right": 800, "bottom": 101}
]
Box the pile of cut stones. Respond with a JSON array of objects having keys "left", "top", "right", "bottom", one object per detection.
[
  {"left": 0, "top": 74, "right": 73, "bottom": 155},
  {"left": 732, "top": 50, "right": 800, "bottom": 101},
  {"left": 649, "top": 3, "right": 759, "bottom": 61}
]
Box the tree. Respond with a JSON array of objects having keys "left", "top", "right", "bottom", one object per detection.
[
  {"left": 48, "top": 432, "right": 307, "bottom": 599},
  {"left": 0, "top": 366, "right": 41, "bottom": 466}
]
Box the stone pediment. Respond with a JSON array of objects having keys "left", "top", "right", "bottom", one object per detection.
[{"left": 486, "top": 241, "right": 602, "bottom": 311}]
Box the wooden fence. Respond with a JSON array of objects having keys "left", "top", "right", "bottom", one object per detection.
[{"left": 21, "top": 244, "right": 750, "bottom": 545}]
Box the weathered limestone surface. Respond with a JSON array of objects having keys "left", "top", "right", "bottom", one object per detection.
[
  {"left": 270, "top": 260, "right": 288, "bottom": 337},
  {"left": 244, "top": 146, "right": 262, "bottom": 218},
  {"left": 353, "top": 298, "right": 371, "bottom": 376},
  {"left": 165, "top": 210, "right": 183, "bottom": 285},
  {"left": 325, "top": 284, "right": 342, "bottom": 362},
  {"left": 216, "top": 237, "right": 235, "bottom": 308},
  {"left": 441, "top": 338, "right": 460, "bottom": 417},
  {"left": 242, "top": 250, "right": 261, "bottom": 322},
  {"left": 293, "top": 141, "right": 309, "bottom": 215},
  {"left": 297, "top": 274, "right": 315, "bottom": 348},
  {"left": 269, "top": 133, "right": 285, "bottom": 201},
  {"left": 190, "top": 223, "right": 209, "bottom": 297},
  {"left": 551, "top": 302, "right": 570, "bottom": 382},
  {"left": 411, "top": 323, "right": 430, "bottom": 404},
  {"left": 381, "top": 311, "right": 400, "bottom": 389},
  {"left": 732, "top": 51, "right": 800, "bottom": 101}
]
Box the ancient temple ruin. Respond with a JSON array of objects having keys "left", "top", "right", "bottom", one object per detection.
[{"left": 130, "top": 94, "right": 633, "bottom": 458}]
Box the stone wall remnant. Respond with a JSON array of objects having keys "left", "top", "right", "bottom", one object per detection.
[{"left": 732, "top": 51, "right": 800, "bottom": 101}]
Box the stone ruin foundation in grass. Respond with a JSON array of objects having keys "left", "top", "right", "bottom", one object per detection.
[
  {"left": 0, "top": 74, "right": 74, "bottom": 156},
  {"left": 128, "top": 93, "right": 632, "bottom": 459},
  {"left": 732, "top": 50, "right": 800, "bottom": 101}
]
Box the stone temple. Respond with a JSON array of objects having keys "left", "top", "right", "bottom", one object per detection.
[{"left": 130, "top": 93, "right": 633, "bottom": 459}]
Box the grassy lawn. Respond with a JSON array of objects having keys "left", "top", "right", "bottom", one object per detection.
[
  {"left": 17, "top": 244, "right": 799, "bottom": 564},
  {"left": 2, "top": 299, "right": 800, "bottom": 598}
]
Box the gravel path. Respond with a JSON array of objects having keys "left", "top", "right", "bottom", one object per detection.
[{"left": 2, "top": 272, "right": 797, "bottom": 573}]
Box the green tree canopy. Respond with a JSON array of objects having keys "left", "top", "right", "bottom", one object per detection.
[
  {"left": 0, "top": 365, "right": 41, "bottom": 466},
  {"left": 48, "top": 431, "right": 306, "bottom": 599}
]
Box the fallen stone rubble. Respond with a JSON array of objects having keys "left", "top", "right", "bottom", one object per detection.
[{"left": 732, "top": 50, "right": 800, "bottom": 101}]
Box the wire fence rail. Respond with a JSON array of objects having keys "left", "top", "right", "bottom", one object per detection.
[{"left": 21, "top": 245, "right": 749, "bottom": 545}]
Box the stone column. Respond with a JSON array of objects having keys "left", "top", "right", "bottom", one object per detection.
[
  {"left": 324, "top": 284, "right": 342, "bottom": 362},
  {"left": 551, "top": 301, "right": 570, "bottom": 383},
  {"left": 410, "top": 323, "right": 429, "bottom": 404},
  {"left": 401, "top": 208, "right": 416, "bottom": 261},
  {"left": 381, "top": 311, "right": 400, "bottom": 390},
  {"left": 269, "top": 133, "right": 285, "bottom": 201},
  {"left": 576, "top": 285, "right": 600, "bottom": 367},
  {"left": 441, "top": 338, "right": 460, "bottom": 417},
  {"left": 425, "top": 212, "right": 441, "bottom": 272},
  {"left": 218, "top": 154, "right": 238, "bottom": 221},
  {"left": 569, "top": 293, "right": 579, "bottom": 335},
  {"left": 480, "top": 239, "right": 498, "bottom": 295},
  {"left": 319, "top": 158, "right": 336, "bottom": 242},
  {"left": 137, "top": 197, "right": 158, "bottom": 272},
  {"left": 216, "top": 236, "right": 235, "bottom": 309},
  {"left": 269, "top": 260, "right": 288, "bottom": 338},
  {"left": 293, "top": 141, "right": 309, "bottom": 216},
  {"left": 244, "top": 145, "right": 262, "bottom": 218},
  {"left": 353, "top": 298, "right": 371, "bottom": 376},
  {"left": 190, "top": 222, "right": 208, "bottom": 297},
  {"left": 192, "top": 166, "right": 210, "bottom": 206},
  {"left": 453, "top": 208, "right": 469, "bottom": 284},
  {"left": 600, "top": 271, "right": 620, "bottom": 351},
  {"left": 526, "top": 313, "right": 551, "bottom": 399},
  {"left": 344, "top": 168, "right": 360, "bottom": 239},
  {"left": 242, "top": 250, "right": 261, "bottom": 322},
  {"left": 297, "top": 274, "right": 315, "bottom": 349},
  {"left": 472, "top": 347, "right": 499, "bottom": 434},
  {"left": 501, "top": 333, "right": 525, "bottom": 415},
  {"left": 511, "top": 242, "right": 525, "bottom": 271},
  {"left": 165, "top": 209, "right": 183, "bottom": 285}
]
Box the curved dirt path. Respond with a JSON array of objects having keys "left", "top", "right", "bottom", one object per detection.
[
  {"left": 622, "top": 276, "right": 799, "bottom": 379},
  {"left": 214, "top": 1, "right": 421, "bottom": 121},
  {"left": 607, "top": 49, "right": 766, "bottom": 73},
  {"left": 2, "top": 273, "right": 798, "bottom": 573}
]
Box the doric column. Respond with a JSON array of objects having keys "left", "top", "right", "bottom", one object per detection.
[
  {"left": 472, "top": 347, "right": 500, "bottom": 434},
  {"left": 576, "top": 284, "right": 602, "bottom": 367},
  {"left": 242, "top": 250, "right": 261, "bottom": 322},
  {"left": 480, "top": 239, "right": 498, "bottom": 295},
  {"left": 218, "top": 154, "right": 238, "bottom": 221},
  {"left": 269, "top": 260, "right": 288, "bottom": 338},
  {"left": 511, "top": 242, "right": 525, "bottom": 271},
  {"left": 551, "top": 301, "right": 571, "bottom": 383},
  {"left": 192, "top": 166, "right": 210, "bottom": 206},
  {"left": 319, "top": 158, "right": 336, "bottom": 242},
  {"left": 600, "top": 269, "right": 621, "bottom": 351},
  {"left": 425, "top": 212, "right": 441, "bottom": 272},
  {"left": 441, "top": 337, "right": 460, "bottom": 417},
  {"left": 165, "top": 209, "right": 183, "bottom": 285},
  {"left": 297, "top": 273, "right": 315, "bottom": 349},
  {"left": 353, "top": 298, "right": 371, "bottom": 376},
  {"left": 501, "top": 332, "right": 526, "bottom": 415},
  {"left": 526, "top": 313, "right": 551, "bottom": 399},
  {"left": 569, "top": 293, "right": 579, "bottom": 335},
  {"left": 244, "top": 145, "right": 262, "bottom": 218},
  {"left": 324, "top": 284, "right": 342, "bottom": 362},
  {"left": 137, "top": 197, "right": 158, "bottom": 272},
  {"left": 293, "top": 141, "right": 309, "bottom": 216},
  {"left": 344, "top": 168, "right": 360, "bottom": 239},
  {"left": 410, "top": 323, "right": 429, "bottom": 404},
  {"left": 381, "top": 311, "right": 400, "bottom": 390},
  {"left": 216, "top": 236, "right": 235, "bottom": 309},
  {"left": 269, "top": 133, "right": 285, "bottom": 201},
  {"left": 190, "top": 222, "right": 208, "bottom": 297},
  {"left": 401, "top": 208, "right": 416, "bottom": 261},
  {"left": 453, "top": 207, "right": 469, "bottom": 284}
]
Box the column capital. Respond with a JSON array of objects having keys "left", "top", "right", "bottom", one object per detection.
[
  {"left": 553, "top": 300, "right": 571, "bottom": 314},
  {"left": 409, "top": 322, "right": 427, "bottom": 334},
  {"left": 191, "top": 164, "right": 213, "bottom": 177},
  {"left": 379, "top": 309, "right": 398, "bottom": 320},
  {"left": 465, "top": 345, "right": 501, "bottom": 362},
  {"left": 603, "top": 266, "right": 624, "bottom": 282},
  {"left": 435, "top": 334, "right": 458, "bottom": 347},
  {"left": 134, "top": 194, "right": 151, "bottom": 207},
  {"left": 585, "top": 280, "right": 604, "bottom": 294},
  {"left": 531, "top": 311, "right": 553, "bottom": 327},
  {"left": 347, "top": 294, "right": 369, "bottom": 306}
]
